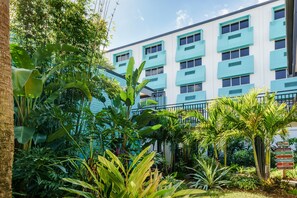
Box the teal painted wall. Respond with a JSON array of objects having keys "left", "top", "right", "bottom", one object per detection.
[
  {"left": 144, "top": 73, "right": 167, "bottom": 90},
  {"left": 271, "top": 77, "right": 297, "bottom": 92},
  {"left": 176, "top": 65, "right": 206, "bottom": 86},
  {"left": 176, "top": 91, "right": 206, "bottom": 103},
  {"left": 113, "top": 50, "right": 132, "bottom": 75},
  {"left": 217, "top": 55, "right": 254, "bottom": 79},
  {"left": 218, "top": 84, "right": 254, "bottom": 97},
  {"left": 217, "top": 27, "right": 254, "bottom": 52},
  {"left": 270, "top": 48, "right": 287, "bottom": 70},
  {"left": 143, "top": 51, "right": 166, "bottom": 69},
  {"left": 175, "top": 40, "right": 205, "bottom": 62},
  {"left": 269, "top": 18, "right": 286, "bottom": 40}
]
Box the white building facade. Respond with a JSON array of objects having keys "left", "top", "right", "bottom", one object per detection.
[{"left": 105, "top": 0, "right": 294, "bottom": 106}]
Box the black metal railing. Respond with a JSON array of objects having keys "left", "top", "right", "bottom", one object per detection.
[{"left": 133, "top": 89, "right": 297, "bottom": 124}]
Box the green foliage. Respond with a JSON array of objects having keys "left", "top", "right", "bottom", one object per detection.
[
  {"left": 13, "top": 147, "right": 68, "bottom": 197},
  {"left": 188, "top": 158, "right": 231, "bottom": 191},
  {"left": 60, "top": 147, "right": 205, "bottom": 197},
  {"left": 14, "top": 126, "right": 35, "bottom": 144},
  {"left": 230, "top": 175, "right": 259, "bottom": 190},
  {"left": 10, "top": 0, "right": 113, "bottom": 68}
]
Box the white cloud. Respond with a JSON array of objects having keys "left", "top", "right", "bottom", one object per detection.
[
  {"left": 218, "top": 8, "right": 229, "bottom": 16},
  {"left": 137, "top": 9, "right": 144, "bottom": 22},
  {"left": 257, "top": 0, "right": 269, "bottom": 3},
  {"left": 175, "top": 10, "right": 193, "bottom": 28}
]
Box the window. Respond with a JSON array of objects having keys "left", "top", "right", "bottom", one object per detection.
[
  {"left": 116, "top": 53, "right": 130, "bottom": 62},
  {"left": 275, "top": 39, "right": 286, "bottom": 50},
  {"left": 179, "top": 33, "right": 201, "bottom": 46},
  {"left": 222, "top": 75, "right": 250, "bottom": 87},
  {"left": 145, "top": 44, "right": 162, "bottom": 55},
  {"left": 180, "top": 58, "right": 202, "bottom": 70},
  {"left": 180, "top": 83, "right": 202, "bottom": 93},
  {"left": 221, "top": 19, "right": 249, "bottom": 34},
  {"left": 275, "top": 69, "right": 287, "bottom": 79},
  {"left": 152, "top": 90, "right": 165, "bottom": 97},
  {"left": 222, "top": 47, "right": 249, "bottom": 61},
  {"left": 274, "top": 8, "right": 285, "bottom": 20},
  {"left": 145, "top": 67, "right": 164, "bottom": 77}
]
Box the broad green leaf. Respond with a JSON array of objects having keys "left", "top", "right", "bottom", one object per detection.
[
  {"left": 10, "top": 44, "right": 34, "bottom": 69},
  {"left": 139, "top": 99, "right": 158, "bottom": 108},
  {"left": 46, "top": 126, "right": 72, "bottom": 142},
  {"left": 139, "top": 124, "right": 162, "bottom": 137},
  {"left": 24, "top": 70, "right": 43, "bottom": 98},
  {"left": 62, "top": 178, "right": 98, "bottom": 192},
  {"left": 59, "top": 187, "right": 95, "bottom": 198},
  {"left": 136, "top": 79, "right": 149, "bottom": 95},
  {"left": 126, "top": 86, "right": 135, "bottom": 106},
  {"left": 126, "top": 57, "right": 135, "bottom": 83},
  {"left": 14, "top": 126, "right": 35, "bottom": 144},
  {"left": 120, "top": 91, "right": 127, "bottom": 102},
  {"left": 64, "top": 81, "right": 92, "bottom": 101},
  {"left": 129, "top": 147, "right": 151, "bottom": 172},
  {"left": 12, "top": 67, "right": 33, "bottom": 95}
]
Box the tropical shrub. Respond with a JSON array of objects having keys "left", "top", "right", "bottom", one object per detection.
[
  {"left": 13, "top": 147, "right": 68, "bottom": 197},
  {"left": 60, "top": 147, "right": 205, "bottom": 197},
  {"left": 230, "top": 175, "right": 259, "bottom": 190},
  {"left": 188, "top": 158, "right": 231, "bottom": 191}
]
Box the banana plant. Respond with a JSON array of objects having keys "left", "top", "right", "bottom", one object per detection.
[
  {"left": 115, "top": 57, "right": 161, "bottom": 154},
  {"left": 60, "top": 147, "right": 205, "bottom": 197},
  {"left": 11, "top": 44, "right": 92, "bottom": 149}
]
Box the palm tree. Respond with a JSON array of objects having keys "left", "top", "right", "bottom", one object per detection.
[
  {"left": 0, "top": 0, "right": 14, "bottom": 197},
  {"left": 260, "top": 94, "right": 297, "bottom": 180},
  {"left": 220, "top": 90, "right": 267, "bottom": 180},
  {"left": 186, "top": 101, "right": 233, "bottom": 165}
]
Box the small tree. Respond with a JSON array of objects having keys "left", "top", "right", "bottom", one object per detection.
[
  {"left": 185, "top": 101, "right": 233, "bottom": 165},
  {"left": 260, "top": 93, "right": 297, "bottom": 180}
]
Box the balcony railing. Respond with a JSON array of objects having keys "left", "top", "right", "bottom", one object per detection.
[{"left": 133, "top": 89, "right": 297, "bottom": 123}]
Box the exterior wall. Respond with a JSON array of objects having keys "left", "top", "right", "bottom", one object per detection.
[{"left": 106, "top": 0, "right": 295, "bottom": 106}]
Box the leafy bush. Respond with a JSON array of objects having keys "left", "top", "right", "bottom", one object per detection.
[
  {"left": 13, "top": 147, "right": 68, "bottom": 197},
  {"left": 261, "top": 177, "right": 293, "bottom": 192},
  {"left": 188, "top": 158, "right": 231, "bottom": 191},
  {"left": 270, "top": 167, "right": 297, "bottom": 180},
  {"left": 232, "top": 150, "right": 254, "bottom": 167},
  {"left": 60, "top": 147, "right": 205, "bottom": 197},
  {"left": 230, "top": 175, "right": 259, "bottom": 190}
]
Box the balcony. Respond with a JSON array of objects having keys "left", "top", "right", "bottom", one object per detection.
[
  {"left": 270, "top": 48, "right": 287, "bottom": 70},
  {"left": 176, "top": 91, "right": 206, "bottom": 103},
  {"left": 175, "top": 40, "right": 205, "bottom": 62},
  {"left": 218, "top": 84, "right": 254, "bottom": 97},
  {"left": 269, "top": 18, "right": 286, "bottom": 40},
  {"left": 144, "top": 73, "right": 167, "bottom": 90},
  {"left": 271, "top": 77, "right": 297, "bottom": 92},
  {"left": 114, "top": 60, "right": 129, "bottom": 74},
  {"left": 143, "top": 51, "right": 166, "bottom": 69},
  {"left": 217, "top": 27, "right": 254, "bottom": 52},
  {"left": 218, "top": 55, "right": 254, "bottom": 79},
  {"left": 176, "top": 65, "right": 206, "bottom": 86}
]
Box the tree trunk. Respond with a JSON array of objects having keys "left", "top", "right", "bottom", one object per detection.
[
  {"left": 264, "top": 140, "right": 271, "bottom": 180},
  {"left": 255, "top": 136, "right": 265, "bottom": 179},
  {"left": 224, "top": 142, "right": 227, "bottom": 167},
  {"left": 252, "top": 138, "right": 263, "bottom": 180},
  {"left": 213, "top": 144, "right": 219, "bottom": 163},
  {"left": 0, "top": 0, "right": 14, "bottom": 197}
]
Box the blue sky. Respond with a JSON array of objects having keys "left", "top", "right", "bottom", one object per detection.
[{"left": 107, "top": 0, "right": 269, "bottom": 49}]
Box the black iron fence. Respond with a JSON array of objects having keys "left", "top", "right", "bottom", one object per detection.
[{"left": 133, "top": 89, "right": 297, "bottom": 123}]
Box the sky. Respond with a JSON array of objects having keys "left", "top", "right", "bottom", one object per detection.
[{"left": 106, "top": 0, "right": 270, "bottom": 50}]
